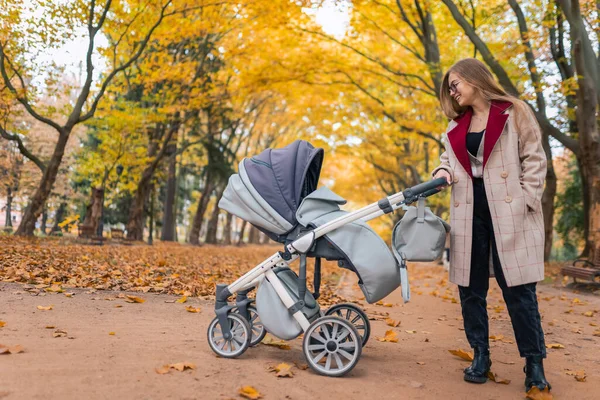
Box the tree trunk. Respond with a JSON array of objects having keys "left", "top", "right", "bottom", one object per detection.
[
  {"left": 126, "top": 169, "right": 153, "bottom": 241},
  {"left": 237, "top": 220, "right": 247, "bottom": 246},
  {"left": 16, "top": 132, "right": 70, "bottom": 236},
  {"left": 248, "top": 225, "right": 260, "bottom": 244},
  {"left": 205, "top": 186, "right": 225, "bottom": 244},
  {"left": 540, "top": 132, "right": 557, "bottom": 261},
  {"left": 5, "top": 187, "right": 12, "bottom": 227},
  {"left": 223, "top": 213, "right": 233, "bottom": 245},
  {"left": 188, "top": 174, "right": 215, "bottom": 245},
  {"left": 148, "top": 183, "right": 155, "bottom": 245},
  {"left": 50, "top": 201, "right": 67, "bottom": 234},
  {"left": 82, "top": 188, "right": 104, "bottom": 236},
  {"left": 161, "top": 145, "right": 177, "bottom": 241},
  {"left": 40, "top": 207, "right": 48, "bottom": 235}
]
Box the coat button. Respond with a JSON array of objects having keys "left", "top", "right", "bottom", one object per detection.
[
  {"left": 505, "top": 196, "right": 512, "bottom": 203},
  {"left": 454, "top": 202, "right": 460, "bottom": 207},
  {"left": 501, "top": 171, "right": 508, "bottom": 178},
  {"left": 454, "top": 177, "right": 459, "bottom": 183}
]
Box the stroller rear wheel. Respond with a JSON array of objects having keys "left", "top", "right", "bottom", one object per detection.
[
  {"left": 207, "top": 313, "right": 251, "bottom": 358},
  {"left": 232, "top": 305, "right": 266, "bottom": 347},
  {"left": 325, "top": 303, "right": 371, "bottom": 346},
  {"left": 302, "top": 316, "right": 362, "bottom": 377}
]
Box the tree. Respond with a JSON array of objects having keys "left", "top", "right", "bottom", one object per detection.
[{"left": 0, "top": 0, "right": 173, "bottom": 236}]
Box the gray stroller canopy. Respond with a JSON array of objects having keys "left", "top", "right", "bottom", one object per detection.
[{"left": 219, "top": 140, "right": 324, "bottom": 235}]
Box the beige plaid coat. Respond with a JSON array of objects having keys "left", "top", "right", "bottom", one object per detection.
[{"left": 432, "top": 101, "right": 547, "bottom": 287}]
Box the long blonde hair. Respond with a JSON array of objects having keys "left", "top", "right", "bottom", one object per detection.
[{"left": 440, "top": 58, "right": 530, "bottom": 121}]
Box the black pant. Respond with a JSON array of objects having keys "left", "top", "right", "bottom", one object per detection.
[{"left": 458, "top": 178, "right": 546, "bottom": 358}]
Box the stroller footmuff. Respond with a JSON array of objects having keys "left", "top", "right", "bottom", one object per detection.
[{"left": 207, "top": 140, "right": 447, "bottom": 377}]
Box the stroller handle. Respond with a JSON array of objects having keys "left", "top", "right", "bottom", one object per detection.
[{"left": 402, "top": 177, "right": 447, "bottom": 203}]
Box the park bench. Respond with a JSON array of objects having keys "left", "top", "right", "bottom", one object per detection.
[
  {"left": 77, "top": 225, "right": 105, "bottom": 245},
  {"left": 561, "top": 247, "right": 600, "bottom": 283},
  {"left": 110, "top": 228, "right": 125, "bottom": 240}
]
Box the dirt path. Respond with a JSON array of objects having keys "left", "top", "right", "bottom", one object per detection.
[{"left": 1, "top": 265, "right": 599, "bottom": 400}]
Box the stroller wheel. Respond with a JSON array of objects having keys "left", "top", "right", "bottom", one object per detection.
[
  {"left": 232, "top": 305, "right": 267, "bottom": 347},
  {"left": 302, "top": 316, "right": 362, "bottom": 377},
  {"left": 207, "top": 313, "right": 251, "bottom": 358},
  {"left": 325, "top": 303, "right": 371, "bottom": 346}
]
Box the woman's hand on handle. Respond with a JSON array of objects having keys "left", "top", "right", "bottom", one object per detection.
[{"left": 434, "top": 170, "right": 453, "bottom": 188}]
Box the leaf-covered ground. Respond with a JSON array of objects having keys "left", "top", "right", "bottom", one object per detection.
[{"left": 1, "top": 238, "right": 599, "bottom": 400}]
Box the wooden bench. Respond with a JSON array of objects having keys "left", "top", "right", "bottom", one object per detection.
[
  {"left": 110, "top": 228, "right": 125, "bottom": 239},
  {"left": 561, "top": 247, "right": 600, "bottom": 283},
  {"left": 77, "top": 225, "right": 105, "bottom": 245}
]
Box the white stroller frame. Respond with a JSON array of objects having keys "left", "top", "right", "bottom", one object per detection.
[{"left": 207, "top": 178, "right": 446, "bottom": 376}]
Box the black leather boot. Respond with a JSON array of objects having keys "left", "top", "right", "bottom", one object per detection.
[
  {"left": 524, "top": 355, "right": 551, "bottom": 392},
  {"left": 464, "top": 347, "right": 491, "bottom": 383}
]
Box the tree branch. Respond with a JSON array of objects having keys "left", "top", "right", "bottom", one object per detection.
[{"left": 0, "top": 126, "right": 46, "bottom": 172}]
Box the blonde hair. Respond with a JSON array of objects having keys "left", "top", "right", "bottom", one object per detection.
[{"left": 440, "top": 58, "right": 530, "bottom": 121}]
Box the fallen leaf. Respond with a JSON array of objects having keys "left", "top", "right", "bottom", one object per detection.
[
  {"left": 376, "top": 330, "right": 399, "bottom": 343},
  {"left": 487, "top": 371, "right": 511, "bottom": 384},
  {"left": 405, "top": 330, "right": 417, "bottom": 334},
  {"left": 45, "top": 285, "right": 64, "bottom": 293},
  {"left": 448, "top": 349, "right": 474, "bottom": 362},
  {"left": 268, "top": 362, "right": 293, "bottom": 377},
  {"left": 525, "top": 386, "right": 553, "bottom": 399},
  {"left": 115, "top": 305, "right": 122, "bottom": 308},
  {"left": 0, "top": 344, "right": 24, "bottom": 354},
  {"left": 546, "top": 343, "right": 565, "bottom": 349},
  {"left": 383, "top": 303, "right": 393, "bottom": 307},
  {"left": 170, "top": 362, "right": 196, "bottom": 372},
  {"left": 109, "top": 332, "right": 115, "bottom": 336},
  {"left": 176, "top": 296, "right": 188, "bottom": 304},
  {"left": 385, "top": 318, "right": 401, "bottom": 327},
  {"left": 45, "top": 325, "right": 55, "bottom": 329},
  {"left": 593, "top": 330, "right": 600, "bottom": 337},
  {"left": 262, "top": 335, "right": 291, "bottom": 350},
  {"left": 416, "top": 361, "right": 425, "bottom": 365},
  {"left": 155, "top": 365, "right": 170, "bottom": 374},
  {"left": 185, "top": 306, "right": 201, "bottom": 313},
  {"left": 37, "top": 305, "right": 53, "bottom": 311},
  {"left": 125, "top": 295, "right": 145, "bottom": 303},
  {"left": 0, "top": 321, "right": 5, "bottom": 328},
  {"left": 489, "top": 334, "right": 504, "bottom": 341},
  {"left": 582, "top": 311, "right": 595, "bottom": 317},
  {"left": 293, "top": 361, "right": 309, "bottom": 370},
  {"left": 53, "top": 329, "right": 68, "bottom": 338},
  {"left": 239, "top": 386, "right": 262, "bottom": 399},
  {"left": 65, "top": 293, "right": 74, "bottom": 298},
  {"left": 565, "top": 369, "right": 586, "bottom": 382}
]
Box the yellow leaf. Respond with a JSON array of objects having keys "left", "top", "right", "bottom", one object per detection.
[
  {"left": 0, "top": 321, "right": 5, "bottom": 328},
  {"left": 546, "top": 343, "right": 564, "bottom": 349},
  {"left": 115, "top": 305, "right": 122, "bottom": 308},
  {"left": 155, "top": 365, "right": 170, "bottom": 374},
  {"left": 65, "top": 293, "right": 74, "bottom": 298},
  {"left": 489, "top": 334, "right": 504, "bottom": 341},
  {"left": 45, "top": 285, "right": 63, "bottom": 293},
  {"left": 239, "top": 386, "right": 262, "bottom": 400},
  {"left": 185, "top": 306, "right": 201, "bottom": 313},
  {"left": 45, "top": 325, "right": 55, "bottom": 329},
  {"left": 171, "top": 362, "right": 196, "bottom": 371},
  {"left": 385, "top": 318, "right": 400, "bottom": 327},
  {"left": 376, "top": 329, "right": 399, "bottom": 343},
  {"left": 125, "top": 295, "right": 145, "bottom": 303},
  {"left": 37, "top": 305, "right": 53, "bottom": 311},
  {"left": 268, "top": 362, "right": 293, "bottom": 377},
  {"left": 582, "top": 311, "right": 595, "bottom": 317},
  {"left": 262, "top": 335, "right": 291, "bottom": 350},
  {"left": 176, "top": 296, "right": 188, "bottom": 304},
  {"left": 448, "top": 349, "right": 474, "bottom": 362},
  {"left": 383, "top": 302, "right": 393, "bottom": 307},
  {"left": 525, "top": 386, "right": 553, "bottom": 399},
  {"left": 109, "top": 332, "right": 115, "bottom": 335},
  {"left": 487, "top": 371, "right": 511, "bottom": 384},
  {"left": 0, "top": 344, "right": 25, "bottom": 354},
  {"left": 53, "top": 329, "right": 68, "bottom": 338},
  {"left": 405, "top": 330, "right": 416, "bottom": 334}
]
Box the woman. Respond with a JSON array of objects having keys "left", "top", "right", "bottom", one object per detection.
[{"left": 431, "top": 58, "right": 551, "bottom": 393}]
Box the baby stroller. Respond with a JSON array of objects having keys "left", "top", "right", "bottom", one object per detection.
[{"left": 207, "top": 140, "right": 447, "bottom": 377}]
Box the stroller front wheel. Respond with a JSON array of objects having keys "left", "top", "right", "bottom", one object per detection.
[
  {"left": 232, "top": 305, "right": 267, "bottom": 347},
  {"left": 302, "top": 316, "right": 362, "bottom": 377},
  {"left": 207, "top": 313, "right": 252, "bottom": 358},
  {"left": 325, "top": 303, "right": 371, "bottom": 346}
]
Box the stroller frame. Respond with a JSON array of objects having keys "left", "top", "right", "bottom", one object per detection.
[{"left": 209, "top": 178, "right": 446, "bottom": 376}]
